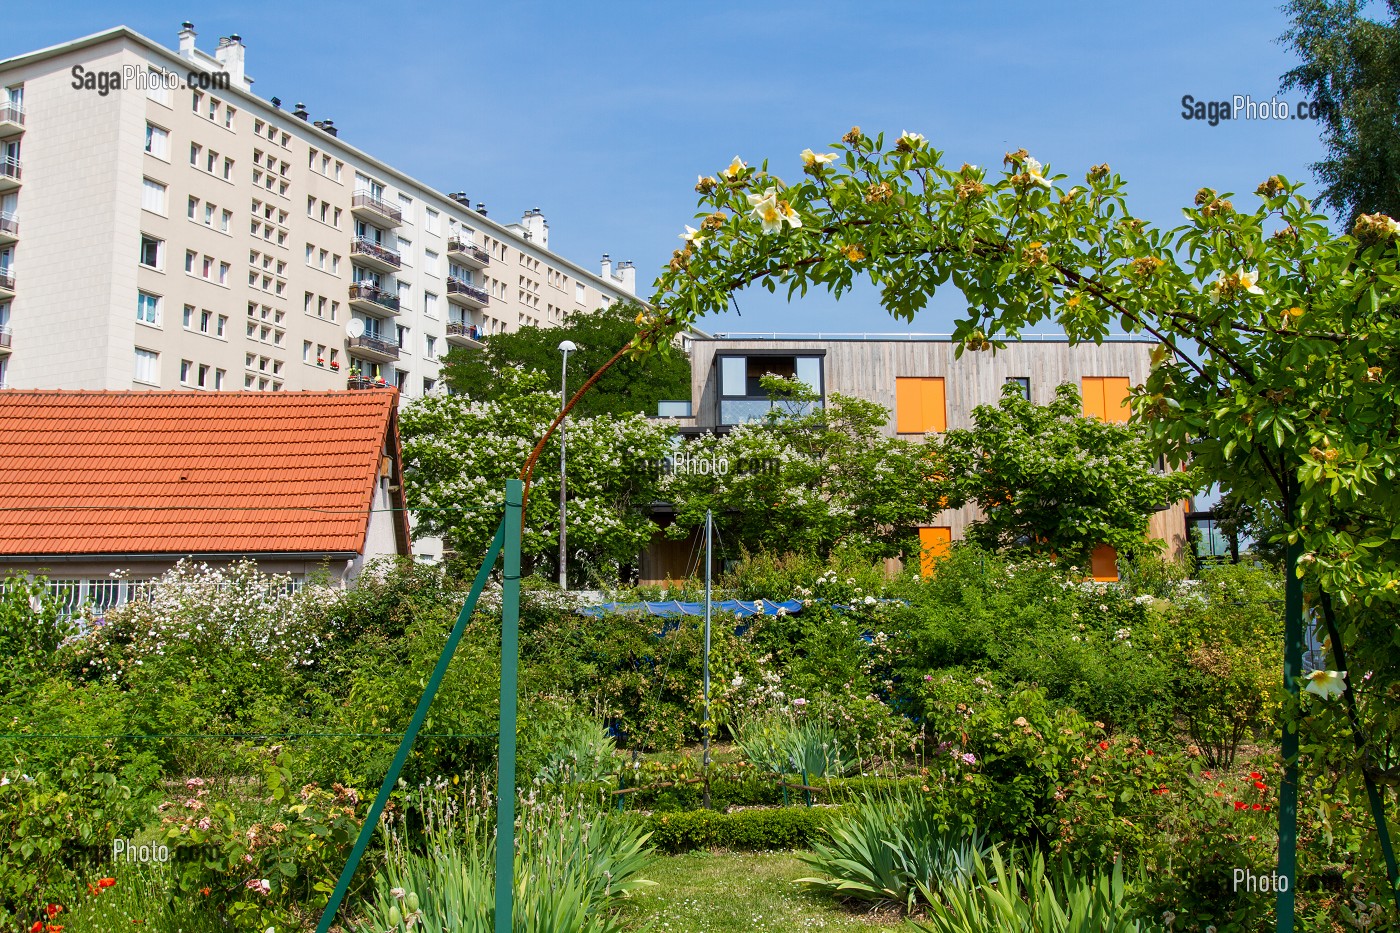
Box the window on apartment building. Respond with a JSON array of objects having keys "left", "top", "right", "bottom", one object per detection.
[
  {"left": 134, "top": 348, "right": 159, "bottom": 385},
  {"left": 144, "top": 124, "right": 169, "bottom": 159},
  {"left": 146, "top": 68, "right": 171, "bottom": 105},
  {"left": 189, "top": 142, "right": 201, "bottom": 166},
  {"left": 716, "top": 353, "right": 824, "bottom": 426},
  {"left": 425, "top": 208, "right": 439, "bottom": 234},
  {"left": 187, "top": 196, "right": 199, "bottom": 220},
  {"left": 139, "top": 235, "right": 163, "bottom": 269},
  {"left": 224, "top": 106, "right": 236, "bottom": 129},
  {"left": 182, "top": 304, "right": 194, "bottom": 328},
  {"left": 220, "top": 209, "right": 231, "bottom": 232},
  {"left": 141, "top": 178, "right": 167, "bottom": 215},
  {"left": 180, "top": 360, "right": 193, "bottom": 384},
  {"left": 423, "top": 291, "right": 438, "bottom": 318},
  {"left": 218, "top": 262, "right": 230, "bottom": 285},
  {"left": 398, "top": 193, "right": 413, "bottom": 223},
  {"left": 223, "top": 157, "right": 234, "bottom": 180},
  {"left": 423, "top": 249, "right": 439, "bottom": 275},
  {"left": 395, "top": 369, "right": 410, "bottom": 391},
  {"left": 214, "top": 368, "right": 226, "bottom": 390},
  {"left": 894, "top": 376, "right": 947, "bottom": 434},
  {"left": 1006, "top": 376, "right": 1030, "bottom": 399},
  {"left": 216, "top": 314, "right": 228, "bottom": 337},
  {"left": 424, "top": 335, "right": 436, "bottom": 360},
  {"left": 136, "top": 291, "right": 161, "bottom": 326},
  {"left": 1081, "top": 376, "right": 1132, "bottom": 423},
  {"left": 395, "top": 324, "right": 409, "bottom": 350},
  {"left": 207, "top": 97, "right": 218, "bottom": 121},
  {"left": 184, "top": 250, "right": 196, "bottom": 274},
  {"left": 192, "top": 90, "right": 202, "bottom": 112}
]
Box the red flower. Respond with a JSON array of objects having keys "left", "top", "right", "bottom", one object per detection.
[
  {"left": 1254, "top": 780, "right": 1267, "bottom": 791},
  {"left": 1146, "top": 749, "right": 1154, "bottom": 756},
  {"left": 30, "top": 922, "right": 43, "bottom": 933},
  {"left": 97, "top": 879, "right": 115, "bottom": 889},
  {"left": 1203, "top": 771, "right": 1213, "bottom": 779},
  {"left": 1152, "top": 785, "right": 1169, "bottom": 795},
  {"left": 46, "top": 906, "right": 62, "bottom": 919},
  {"left": 1249, "top": 771, "right": 1263, "bottom": 781},
  {"left": 1252, "top": 803, "right": 1263, "bottom": 810},
  {"left": 1098, "top": 741, "right": 1109, "bottom": 750},
  {"left": 1234, "top": 801, "right": 1248, "bottom": 810},
  {"left": 47, "top": 926, "right": 62, "bottom": 933},
  {"left": 200, "top": 887, "right": 211, "bottom": 896}
]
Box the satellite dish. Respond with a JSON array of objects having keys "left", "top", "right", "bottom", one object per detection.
[{"left": 346, "top": 318, "right": 365, "bottom": 338}]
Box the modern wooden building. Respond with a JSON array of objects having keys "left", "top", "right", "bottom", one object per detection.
[{"left": 640, "top": 334, "right": 1190, "bottom": 585}]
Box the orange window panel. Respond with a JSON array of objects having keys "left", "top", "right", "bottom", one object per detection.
[
  {"left": 1082, "top": 376, "right": 1131, "bottom": 423},
  {"left": 1090, "top": 543, "right": 1120, "bottom": 581},
  {"left": 919, "top": 526, "right": 952, "bottom": 576},
  {"left": 896, "top": 377, "right": 946, "bottom": 434}
]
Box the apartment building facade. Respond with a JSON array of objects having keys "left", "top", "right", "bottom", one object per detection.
[
  {"left": 0, "top": 24, "right": 640, "bottom": 396},
  {"left": 640, "top": 334, "right": 1190, "bottom": 584}
]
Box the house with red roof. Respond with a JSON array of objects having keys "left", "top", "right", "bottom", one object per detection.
[{"left": 0, "top": 390, "right": 410, "bottom": 607}]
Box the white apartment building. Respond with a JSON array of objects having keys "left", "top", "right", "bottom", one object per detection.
[{"left": 0, "top": 24, "right": 641, "bottom": 395}]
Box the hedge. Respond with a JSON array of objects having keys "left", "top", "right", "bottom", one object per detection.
[
  {"left": 558, "top": 774, "right": 926, "bottom": 813},
  {"left": 631, "top": 805, "right": 854, "bottom": 853}
]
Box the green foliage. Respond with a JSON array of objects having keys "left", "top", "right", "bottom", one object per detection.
[
  {"left": 934, "top": 383, "right": 1195, "bottom": 561},
  {"left": 737, "top": 712, "right": 850, "bottom": 779},
  {"left": 156, "top": 758, "right": 366, "bottom": 930},
  {"left": 0, "top": 757, "right": 142, "bottom": 922},
  {"left": 798, "top": 791, "right": 984, "bottom": 912},
  {"left": 639, "top": 805, "right": 847, "bottom": 853},
  {"left": 531, "top": 716, "right": 617, "bottom": 786},
  {"left": 439, "top": 301, "right": 691, "bottom": 418},
  {"left": 399, "top": 369, "right": 674, "bottom": 584},
  {"left": 661, "top": 377, "right": 944, "bottom": 561},
  {"left": 914, "top": 848, "right": 1146, "bottom": 933},
  {"left": 357, "top": 789, "right": 653, "bottom": 933},
  {"left": 0, "top": 575, "right": 76, "bottom": 693},
  {"left": 1281, "top": 0, "right": 1400, "bottom": 227}
]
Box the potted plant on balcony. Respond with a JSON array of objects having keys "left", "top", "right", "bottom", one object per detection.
[
  {"left": 316, "top": 357, "right": 325, "bottom": 367},
  {"left": 330, "top": 360, "right": 340, "bottom": 372}
]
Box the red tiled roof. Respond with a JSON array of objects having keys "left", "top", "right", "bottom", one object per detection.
[{"left": 0, "top": 390, "right": 406, "bottom": 556}]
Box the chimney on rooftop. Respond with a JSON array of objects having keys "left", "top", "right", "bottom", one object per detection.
[
  {"left": 270, "top": 96, "right": 281, "bottom": 109},
  {"left": 476, "top": 202, "right": 488, "bottom": 216},
  {"left": 600, "top": 253, "right": 612, "bottom": 280},
  {"left": 213, "top": 33, "right": 247, "bottom": 90},
  {"left": 617, "top": 260, "right": 636, "bottom": 296},
  {"left": 292, "top": 102, "right": 309, "bottom": 121},
  {"left": 178, "top": 22, "right": 196, "bottom": 58},
  {"left": 321, "top": 119, "right": 338, "bottom": 137},
  {"left": 520, "top": 208, "right": 549, "bottom": 250}
]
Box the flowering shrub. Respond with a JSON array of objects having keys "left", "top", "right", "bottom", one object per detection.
[{"left": 157, "top": 759, "right": 365, "bottom": 930}]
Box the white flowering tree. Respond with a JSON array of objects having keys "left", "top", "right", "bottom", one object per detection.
[
  {"left": 638, "top": 131, "right": 1400, "bottom": 925},
  {"left": 399, "top": 369, "right": 675, "bottom": 581},
  {"left": 661, "top": 376, "right": 945, "bottom": 559}
]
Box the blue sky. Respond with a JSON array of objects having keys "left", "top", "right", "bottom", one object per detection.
[{"left": 8, "top": 1, "right": 1330, "bottom": 334}]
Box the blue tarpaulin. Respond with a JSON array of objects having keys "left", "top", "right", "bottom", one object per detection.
[{"left": 575, "top": 599, "right": 805, "bottom": 619}]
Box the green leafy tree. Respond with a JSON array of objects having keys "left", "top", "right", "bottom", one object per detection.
[
  {"left": 399, "top": 369, "right": 675, "bottom": 582},
  {"left": 1281, "top": 0, "right": 1400, "bottom": 226},
  {"left": 649, "top": 130, "right": 1400, "bottom": 922},
  {"left": 438, "top": 301, "right": 691, "bottom": 417},
  {"left": 662, "top": 375, "right": 944, "bottom": 560},
  {"left": 935, "top": 382, "right": 1195, "bottom": 561}
]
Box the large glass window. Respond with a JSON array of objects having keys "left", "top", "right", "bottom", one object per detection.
[{"left": 716, "top": 353, "right": 824, "bottom": 425}]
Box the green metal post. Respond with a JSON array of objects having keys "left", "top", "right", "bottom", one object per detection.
[
  {"left": 1277, "top": 539, "right": 1303, "bottom": 932},
  {"left": 494, "top": 479, "right": 524, "bottom": 933},
  {"left": 315, "top": 521, "right": 506, "bottom": 933}
]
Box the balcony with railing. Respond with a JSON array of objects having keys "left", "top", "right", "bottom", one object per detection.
[
  {"left": 0, "top": 156, "right": 19, "bottom": 192},
  {"left": 0, "top": 325, "right": 11, "bottom": 354},
  {"left": 0, "top": 102, "right": 22, "bottom": 137},
  {"left": 447, "top": 238, "right": 490, "bottom": 268},
  {"left": 347, "top": 281, "right": 401, "bottom": 317},
  {"left": 0, "top": 211, "right": 15, "bottom": 245},
  {"left": 446, "top": 277, "right": 489, "bottom": 309},
  {"left": 350, "top": 237, "right": 401, "bottom": 273},
  {"left": 350, "top": 191, "right": 402, "bottom": 227},
  {"left": 445, "top": 321, "right": 486, "bottom": 349},
  {"left": 346, "top": 375, "right": 393, "bottom": 390},
  {"left": 0, "top": 269, "right": 13, "bottom": 298},
  {"left": 346, "top": 333, "right": 400, "bottom": 363}
]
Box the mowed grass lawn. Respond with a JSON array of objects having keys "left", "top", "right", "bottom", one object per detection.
[{"left": 618, "top": 850, "right": 923, "bottom": 933}]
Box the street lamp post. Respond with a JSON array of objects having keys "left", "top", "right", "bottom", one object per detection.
[{"left": 558, "top": 340, "right": 577, "bottom": 590}]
